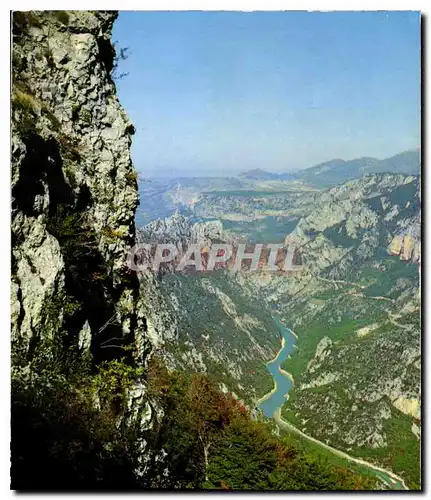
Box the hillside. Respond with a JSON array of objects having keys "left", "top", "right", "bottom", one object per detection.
[
  {"left": 242, "top": 173, "right": 421, "bottom": 487},
  {"left": 136, "top": 215, "right": 282, "bottom": 403},
  {"left": 135, "top": 173, "right": 421, "bottom": 488}
]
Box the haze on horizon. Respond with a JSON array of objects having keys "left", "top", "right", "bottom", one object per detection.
[{"left": 113, "top": 11, "right": 420, "bottom": 178}]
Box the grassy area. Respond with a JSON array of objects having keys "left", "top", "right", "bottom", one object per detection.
[{"left": 280, "top": 308, "right": 388, "bottom": 381}]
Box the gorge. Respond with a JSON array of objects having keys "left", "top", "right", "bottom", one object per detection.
[{"left": 10, "top": 10, "right": 421, "bottom": 492}]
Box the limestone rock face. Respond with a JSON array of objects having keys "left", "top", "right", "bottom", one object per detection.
[
  {"left": 11, "top": 11, "right": 143, "bottom": 362},
  {"left": 138, "top": 212, "right": 235, "bottom": 247},
  {"left": 10, "top": 14, "right": 180, "bottom": 481},
  {"left": 388, "top": 213, "right": 421, "bottom": 263},
  {"left": 283, "top": 174, "right": 421, "bottom": 278}
]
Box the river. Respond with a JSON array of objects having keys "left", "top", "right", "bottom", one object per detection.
[
  {"left": 257, "top": 316, "right": 408, "bottom": 491},
  {"left": 257, "top": 316, "right": 297, "bottom": 418}
]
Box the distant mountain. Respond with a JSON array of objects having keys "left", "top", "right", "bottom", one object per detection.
[
  {"left": 136, "top": 150, "right": 420, "bottom": 227},
  {"left": 239, "top": 168, "right": 293, "bottom": 181},
  {"left": 238, "top": 150, "right": 420, "bottom": 187},
  {"left": 372, "top": 150, "right": 421, "bottom": 175},
  {"left": 294, "top": 150, "right": 420, "bottom": 188}
]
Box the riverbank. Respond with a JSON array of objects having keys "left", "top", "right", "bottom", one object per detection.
[
  {"left": 271, "top": 336, "right": 285, "bottom": 363},
  {"left": 255, "top": 367, "right": 295, "bottom": 408},
  {"left": 255, "top": 336, "right": 286, "bottom": 407},
  {"left": 278, "top": 366, "right": 294, "bottom": 383}
]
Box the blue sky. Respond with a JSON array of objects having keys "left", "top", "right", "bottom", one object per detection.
[{"left": 112, "top": 11, "right": 420, "bottom": 177}]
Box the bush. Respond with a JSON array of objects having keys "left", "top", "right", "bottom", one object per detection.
[{"left": 11, "top": 360, "right": 143, "bottom": 490}]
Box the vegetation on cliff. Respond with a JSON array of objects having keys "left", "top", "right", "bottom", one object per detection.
[{"left": 11, "top": 352, "right": 375, "bottom": 490}]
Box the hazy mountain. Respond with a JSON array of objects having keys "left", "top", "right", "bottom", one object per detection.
[
  {"left": 136, "top": 150, "right": 420, "bottom": 228},
  {"left": 239, "top": 168, "right": 294, "bottom": 181},
  {"left": 235, "top": 151, "right": 420, "bottom": 187},
  {"left": 294, "top": 150, "right": 420, "bottom": 188}
]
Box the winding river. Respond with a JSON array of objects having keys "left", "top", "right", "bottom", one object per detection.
[
  {"left": 257, "top": 316, "right": 408, "bottom": 491},
  {"left": 257, "top": 316, "right": 297, "bottom": 418}
]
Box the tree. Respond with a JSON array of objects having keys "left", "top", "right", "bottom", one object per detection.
[{"left": 188, "top": 374, "right": 230, "bottom": 479}]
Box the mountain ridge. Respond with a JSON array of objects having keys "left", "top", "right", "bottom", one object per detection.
[{"left": 235, "top": 150, "right": 420, "bottom": 186}]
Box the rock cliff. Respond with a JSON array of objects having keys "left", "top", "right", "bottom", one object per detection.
[{"left": 11, "top": 11, "right": 144, "bottom": 366}]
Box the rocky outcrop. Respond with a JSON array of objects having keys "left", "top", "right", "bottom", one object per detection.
[
  {"left": 138, "top": 212, "right": 235, "bottom": 247},
  {"left": 388, "top": 212, "right": 421, "bottom": 263},
  {"left": 11, "top": 11, "right": 143, "bottom": 364},
  {"left": 232, "top": 173, "right": 422, "bottom": 477},
  {"left": 388, "top": 233, "right": 421, "bottom": 263},
  {"left": 283, "top": 174, "right": 421, "bottom": 278}
]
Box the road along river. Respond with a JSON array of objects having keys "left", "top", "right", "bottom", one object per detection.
[{"left": 256, "top": 316, "right": 408, "bottom": 491}]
